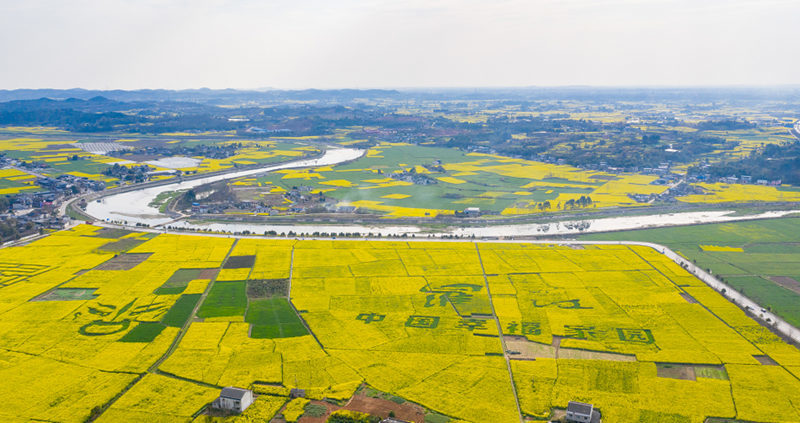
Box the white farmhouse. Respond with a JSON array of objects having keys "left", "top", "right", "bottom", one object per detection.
[
  {"left": 566, "top": 401, "right": 601, "bottom": 423},
  {"left": 213, "top": 387, "right": 254, "bottom": 413}
]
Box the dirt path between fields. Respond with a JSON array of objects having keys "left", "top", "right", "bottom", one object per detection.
[{"left": 475, "top": 243, "right": 524, "bottom": 423}]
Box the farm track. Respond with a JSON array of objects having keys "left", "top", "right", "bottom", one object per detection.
[
  {"left": 86, "top": 373, "right": 146, "bottom": 423},
  {"left": 475, "top": 243, "right": 524, "bottom": 423},
  {"left": 286, "top": 246, "right": 326, "bottom": 349}
]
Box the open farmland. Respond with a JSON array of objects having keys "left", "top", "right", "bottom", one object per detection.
[
  {"left": 1, "top": 226, "right": 800, "bottom": 422},
  {"left": 229, "top": 142, "right": 670, "bottom": 218},
  {"left": 0, "top": 134, "right": 319, "bottom": 190},
  {"left": 580, "top": 217, "right": 800, "bottom": 328},
  {"left": 677, "top": 183, "right": 800, "bottom": 204}
]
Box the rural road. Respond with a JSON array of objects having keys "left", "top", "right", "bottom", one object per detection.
[{"left": 475, "top": 243, "right": 524, "bottom": 423}]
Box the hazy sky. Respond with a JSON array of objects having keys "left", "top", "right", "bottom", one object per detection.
[{"left": 1, "top": 0, "right": 798, "bottom": 89}]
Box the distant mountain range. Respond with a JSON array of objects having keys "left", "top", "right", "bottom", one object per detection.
[
  {"left": 2, "top": 86, "right": 800, "bottom": 104},
  {"left": 0, "top": 88, "right": 403, "bottom": 104}
]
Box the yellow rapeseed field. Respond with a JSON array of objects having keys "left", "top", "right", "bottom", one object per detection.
[
  {"left": 679, "top": 183, "right": 800, "bottom": 203},
  {"left": 1, "top": 228, "right": 799, "bottom": 422},
  {"left": 700, "top": 245, "right": 745, "bottom": 252}
]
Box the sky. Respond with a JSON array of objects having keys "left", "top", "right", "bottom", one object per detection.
[{"left": 1, "top": 0, "right": 798, "bottom": 90}]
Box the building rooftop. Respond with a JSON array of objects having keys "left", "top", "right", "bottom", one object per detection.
[
  {"left": 220, "top": 387, "right": 250, "bottom": 400},
  {"left": 567, "top": 401, "right": 593, "bottom": 415}
]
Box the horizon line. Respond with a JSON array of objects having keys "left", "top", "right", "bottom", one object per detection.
[{"left": 3, "top": 84, "right": 800, "bottom": 92}]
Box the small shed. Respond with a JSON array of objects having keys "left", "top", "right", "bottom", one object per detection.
[
  {"left": 213, "top": 387, "right": 254, "bottom": 413},
  {"left": 290, "top": 388, "right": 306, "bottom": 398}
]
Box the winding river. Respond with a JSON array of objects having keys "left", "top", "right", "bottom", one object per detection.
[{"left": 85, "top": 147, "right": 364, "bottom": 226}]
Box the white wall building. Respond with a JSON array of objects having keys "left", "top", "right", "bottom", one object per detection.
[
  {"left": 213, "top": 387, "right": 254, "bottom": 413},
  {"left": 566, "top": 401, "right": 594, "bottom": 422}
]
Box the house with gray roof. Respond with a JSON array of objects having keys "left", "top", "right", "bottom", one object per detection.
[
  {"left": 212, "top": 387, "right": 254, "bottom": 413},
  {"left": 566, "top": 401, "right": 601, "bottom": 423}
]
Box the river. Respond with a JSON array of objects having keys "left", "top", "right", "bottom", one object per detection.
[{"left": 85, "top": 147, "right": 364, "bottom": 226}]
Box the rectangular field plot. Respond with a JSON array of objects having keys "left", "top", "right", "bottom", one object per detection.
[
  {"left": 162, "top": 294, "right": 202, "bottom": 327},
  {"left": 223, "top": 254, "right": 256, "bottom": 269},
  {"left": 98, "top": 238, "right": 146, "bottom": 253},
  {"left": 92, "top": 228, "right": 136, "bottom": 239},
  {"left": 94, "top": 253, "right": 152, "bottom": 270},
  {"left": 247, "top": 278, "right": 289, "bottom": 298},
  {"left": 118, "top": 321, "right": 166, "bottom": 343},
  {"left": 3, "top": 229, "right": 800, "bottom": 423},
  {"left": 287, "top": 241, "right": 800, "bottom": 423},
  {"left": 246, "top": 297, "right": 308, "bottom": 338},
  {"left": 197, "top": 281, "right": 247, "bottom": 318},
  {"left": 33, "top": 287, "right": 98, "bottom": 301},
  {"left": 154, "top": 268, "right": 215, "bottom": 295}
]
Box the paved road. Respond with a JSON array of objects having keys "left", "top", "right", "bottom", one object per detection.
[{"left": 475, "top": 243, "right": 524, "bottom": 423}]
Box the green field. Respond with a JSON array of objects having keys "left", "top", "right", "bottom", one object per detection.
[
  {"left": 0, "top": 177, "right": 43, "bottom": 193},
  {"left": 197, "top": 281, "right": 247, "bottom": 318},
  {"left": 98, "top": 238, "right": 146, "bottom": 253},
  {"left": 250, "top": 143, "right": 609, "bottom": 215},
  {"left": 246, "top": 297, "right": 308, "bottom": 338},
  {"left": 162, "top": 293, "right": 202, "bottom": 327},
  {"left": 48, "top": 159, "right": 111, "bottom": 175},
  {"left": 579, "top": 217, "right": 800, "bottom": 326},
  {"left": 119, "top": 322, "right": 166, "bottom": 343},
  {"left": 35, "top": 287, "right": 98, "bottom": 301},
  {"left": 154, "top": 268, "right": 206, "bottom": 295}
]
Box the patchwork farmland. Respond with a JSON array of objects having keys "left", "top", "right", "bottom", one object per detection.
[
  {"left": 0, "top": 135, "right": 319, "bottom": 192},
  {"left": 1, "top": 226, "right": 800, "bottom": 422},
  {"left": 231, "top": 142, "right": 672, "bottom": 218},
  {"left": 216, "top": 141, "right": 800, "bottom": 220},
  {"left": 580, "top": 217, "right": 800, "bottom": 329}
]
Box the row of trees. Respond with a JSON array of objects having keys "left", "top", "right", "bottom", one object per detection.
[{"left": 528, "top": 196, "right": 592, "bottom": 211}]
